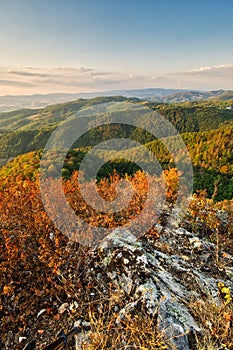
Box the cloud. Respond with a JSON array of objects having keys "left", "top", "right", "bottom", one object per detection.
[
  {"left": 0, "top": 64, "right": 232, "bottom": 95},
  {"left": 151, "top": 64, "right": 233, "bottom": 90},
  {"left": 0, "top": 66, "right": 152, "bottom": 95},
  {"left": 0, "top": 79, "right": 35, "bottom": 87},
  {"left": 191, "top": 64, "right": 233, "bottom": 72}
]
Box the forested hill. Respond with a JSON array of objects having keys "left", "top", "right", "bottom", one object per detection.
[
  {"left": 0, "top": 96, "right": 233, "bottom": 201},
  {"left": 0, "top": 121, "right": 232, "bottom": 201},
  {"left": 1, "top": 97, "right": 233, "bottom": 161},
  {"left": 151, "top": 100, "right": 233, "bottom": 133},
  {"left": 0, "top": 96, "right": 129, "bottom": 162}
]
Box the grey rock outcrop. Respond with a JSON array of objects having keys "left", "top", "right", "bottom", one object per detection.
[{"left": 76, "top": 209, "right": 233, "bottom": 350}]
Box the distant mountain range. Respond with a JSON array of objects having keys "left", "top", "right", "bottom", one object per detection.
[{"left": 0, "top": 88, "right": 233, "bottom": 112}]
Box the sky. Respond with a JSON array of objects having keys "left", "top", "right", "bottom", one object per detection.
[{"left": 0, "top": 0, "right": 233, "bottom": 95}]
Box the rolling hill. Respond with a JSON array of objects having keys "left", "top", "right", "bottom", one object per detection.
[
  {"left": 1, "top": 88, "right": 233, "bottom": 112},
  {"left": 1, "top": 96, "right": 233, "bottom": 162},
  {"left": 0, "top": 119, "right": 232, "bottom": 201}
]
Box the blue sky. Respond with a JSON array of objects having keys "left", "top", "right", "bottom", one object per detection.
[{"left": 0, "top": 0, "right": 233, "bottom": 94}]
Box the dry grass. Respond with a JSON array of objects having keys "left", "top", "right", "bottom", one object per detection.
[
  {"left": 76, "top": 290, "right": 168, "bottom": 350},
  {"left": 189, "top": 299, "right": 233, "bottom": 350},
  {"left": 80, "top": 295, "right": 233, "bottom": 350},
  {"left": 83, "top": 312, "right": 167, "bottom": 349}
]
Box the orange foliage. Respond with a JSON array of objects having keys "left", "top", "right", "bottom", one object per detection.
[{"left": 0, "top": 167, "right": 182, "bottom": 342}]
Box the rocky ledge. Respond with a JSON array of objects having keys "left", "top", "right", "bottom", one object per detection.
[{"left": 73, "top": 209, "right": 233, "bottom": 350}]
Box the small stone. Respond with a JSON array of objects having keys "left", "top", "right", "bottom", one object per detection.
[
  {"left": 58, "top": 303, "right": 69, "bottom": 314},
  {"left": 19, "top": 336, "right": 26, "bottom": 343},
  {"left": 37, "top": 309, "right": 47, "bottom": 318}
]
